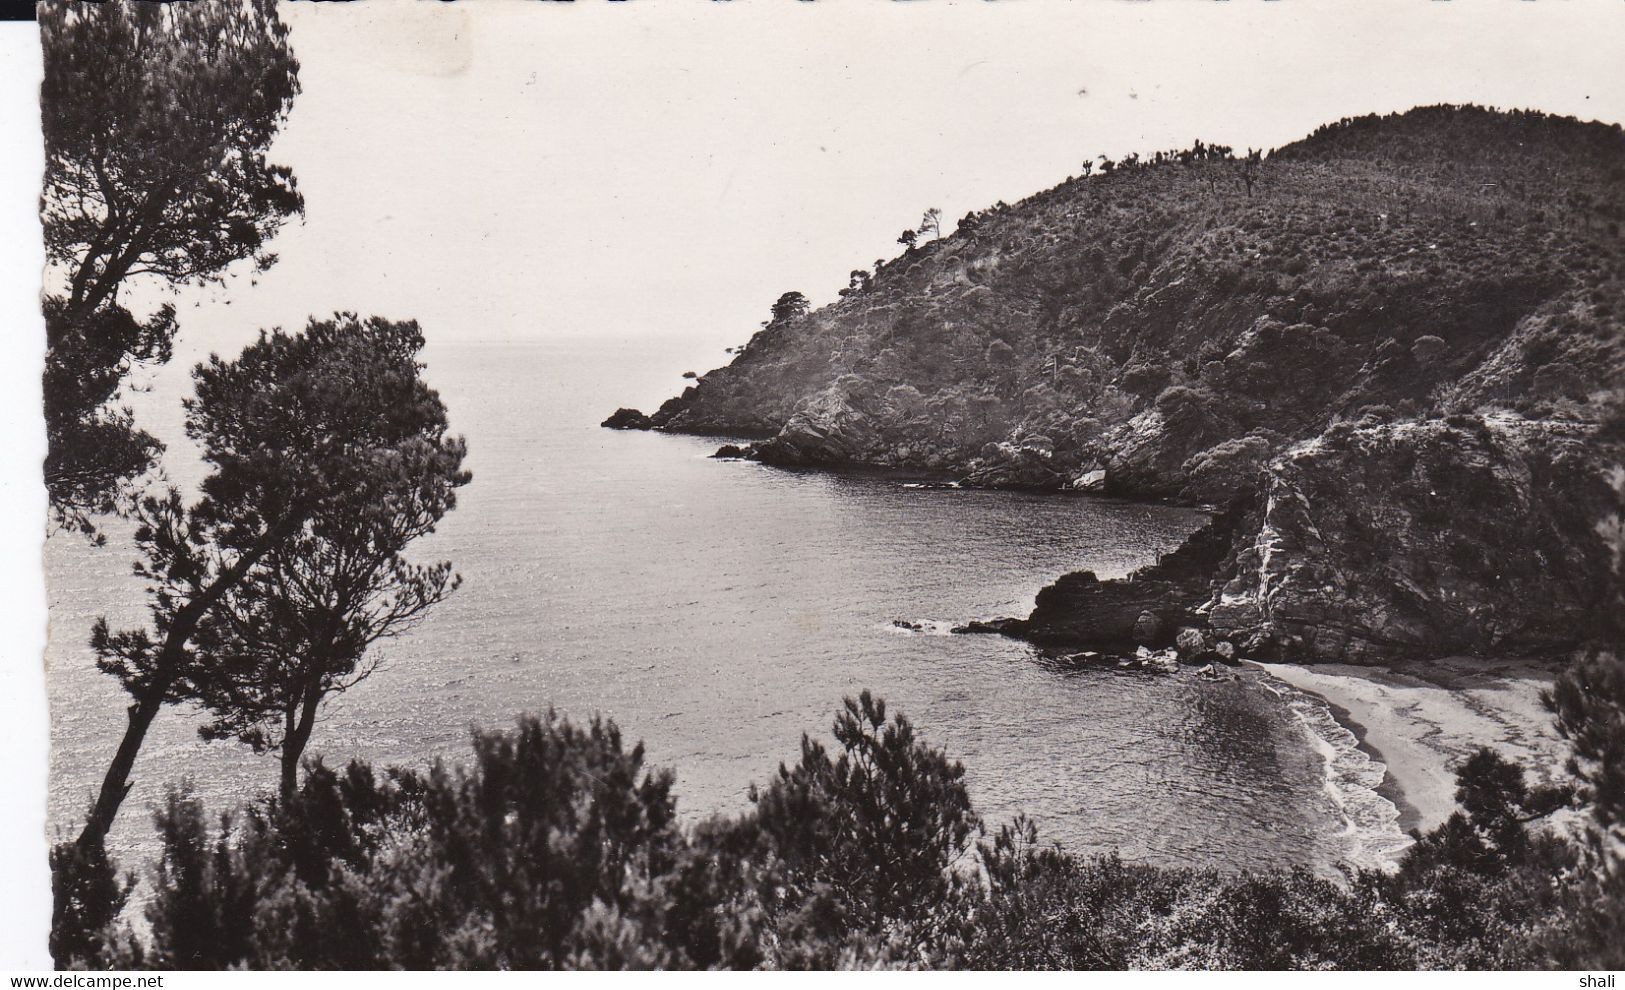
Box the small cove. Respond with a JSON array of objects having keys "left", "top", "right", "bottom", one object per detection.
[{"left": 48, "top": 337, "right": 1403, "bottom": 877}]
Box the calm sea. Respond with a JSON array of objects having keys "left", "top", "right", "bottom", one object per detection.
[{"left": 46, "top": 338, "right": 1405, "bottom": 875}]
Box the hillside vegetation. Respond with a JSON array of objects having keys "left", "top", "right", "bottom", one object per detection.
[
  {"left": 615, "top": 106, "right": 1625, "bottom": 663},
  {"left": 636, "top": 105, "right": 1622, "bottom": 500},
  {"left": 60, "top": 684, "right": 1625, "bottom": 970}
]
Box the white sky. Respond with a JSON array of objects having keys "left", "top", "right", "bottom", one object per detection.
[{"left": 130, "top": 0, "right": 1625, "bottom": 363}]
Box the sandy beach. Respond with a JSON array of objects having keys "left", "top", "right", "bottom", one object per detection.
[{"left": 1255, "top": 657, "right": 1572, "bottom": 835}]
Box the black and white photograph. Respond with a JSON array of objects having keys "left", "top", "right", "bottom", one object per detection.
[{"left": 2, "top": 0, "right": 1624, "bottom": 973}]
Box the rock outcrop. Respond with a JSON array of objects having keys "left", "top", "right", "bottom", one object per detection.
[
  {"left": 602, "top": 407, "right": 654, "bottom": 430},
  {"left": 1204, "top": 415, "right": 1616, "bottom": 662},
  {"left": 991, "top": 498, "right": 1254, "bottom": 648},
  {"left": 1005, "top": 415, "right": 1619, "bottom": 664},
  {"left": 754, "top": 385, "right": 889, "bottom": 467},
  {"left": 962, "top": 440, "right": 1071, "bottom": 490}
]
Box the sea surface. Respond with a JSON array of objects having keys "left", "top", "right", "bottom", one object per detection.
[{"left": 45, "top": 337, "right": 1405, "bottom": 875}]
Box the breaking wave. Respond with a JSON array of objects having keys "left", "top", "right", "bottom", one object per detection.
[{"left": 1259, "top": 675, "right": 1414, "bottom": 872}]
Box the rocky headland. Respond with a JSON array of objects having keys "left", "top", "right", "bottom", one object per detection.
[
  {"left": 608, "top": 106, "right": 1625, "bottom": 665},
  {"left": 984, "top": 414, "right": 1616, "bottom": 664}
]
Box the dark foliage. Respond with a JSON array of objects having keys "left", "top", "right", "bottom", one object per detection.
[
  {"left": 185, "top": 375, "right": 470, "bottom": 797},
  {"left": 112, "top": 715, "right": 760, "bottom": 970},
  {"left": 769, "top": 291, "right": 810, "bottom": 327},
  {"left": 48, "top": 839, "right": 131, "bottom": 969},
  {"left": 56, "top": 314, "right": 464, "bottom": 950},
  {"left": 1534, "top": 460, "right": 1625, "bottom": 967},
  {"left": 1548, "top": 649, "right": 1625, "bottom": 840},
  {"left": 39, "top": 298, "right": 175, "bottom": 533},
  {"left": 39, "top": 0, "right": 302, "bottom": 525},
  {"left": 967, "top": 821, "right": 1412, "bottom": 969},
  {"left": 40, "top": 0, "right": 302, "bottom": 315},
  {"left": 60, "top": 688, "right": 1625, "bottom": 971},
  {"left": 723, "top": 690, "right": 980, "bottom": 967}
]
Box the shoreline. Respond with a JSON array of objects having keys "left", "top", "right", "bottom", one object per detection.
[
  {"left": 1255, "top": 656, "right": 1571, "bottom": 837},
  {"left": 645, "top": 424, "right": 1219, "bottom": 508},
  {"left": 1314, "top": 690, "right": 1422, "bottom": 835}
]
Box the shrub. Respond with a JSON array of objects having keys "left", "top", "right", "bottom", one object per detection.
[
  {"left": 1411, "top": 334, "right": 1447, "bottom": 364},
  {"left": 130, "top": 713, "right": 761, "bottom": 970},
  {"left": 1120, "top": 362, "right": 1172, "bottom": 398},
  {"left": 965, "top": 819, "right": 1409, "bottom": 969},
  {"left": 48, "top": 839, "right": 132, "bottom": 969},
  {"left": 1181, "top": 433, "right": 1279, "bottom": 500},
  {"left": 728, "top": 691, "right": 981, "bottom": 967},
  {"left": 68, "top": 689, "right": 1624, "bottom": 971}
]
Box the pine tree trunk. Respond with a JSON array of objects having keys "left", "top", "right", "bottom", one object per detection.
[
  {"left": 75, "top": 509, "right": 306, "bottom": 851},
  {"left": 279, "top": 681, "right": 324, "bottom": 802},
  {"left": 278, "top": 747, "right": 300, "bottom": 803},
  {"left": 75, "top": 687, "right": 165, "bottom": 851}
]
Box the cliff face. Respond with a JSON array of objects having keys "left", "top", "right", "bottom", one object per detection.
[
  {"left": 1010, "top": 415, "right": 1618, "bottom": 664},
  {"left": 620, "top": 106, "right": 1625, "bottom": 663},
  {"left": 646, "top": 107, "right": 1624, "bottom": 505},
  {"left": 1204, "top": 416, "right": 1616, "bottom": 662}
]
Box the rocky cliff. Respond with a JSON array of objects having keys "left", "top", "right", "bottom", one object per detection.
[
  {"left": 610, "top": 105, "right": 1625, "bottom": 663},
  {"left": 1001, "top": 414, "right": 1619, "bottom": 663}
]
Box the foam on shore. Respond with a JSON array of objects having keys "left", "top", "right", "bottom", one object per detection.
[
  {"left": 1257, "top": 673, "right": 1414, "bottom": 871},
  {"left": 1255, "top": 657, "right": 1570, "bottom": 862}
]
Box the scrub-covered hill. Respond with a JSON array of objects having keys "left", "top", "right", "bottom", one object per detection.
[
  {"left": 629, "top": 106, "right": 1621, "bottom": 496},
  {"left": 610, "top": 105, "right": 1625, "bottom": 662}
]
